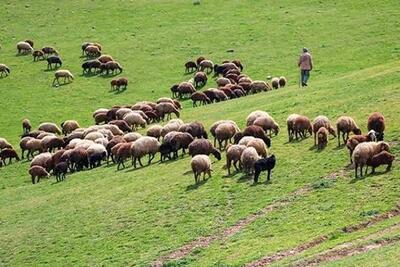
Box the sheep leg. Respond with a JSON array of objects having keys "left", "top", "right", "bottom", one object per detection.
[
  {"left": 31, "top": 175, "right": 36, "bottom": 184},
  {"left": 267, "top": 170, "right": 271, "bottom": 181},
  {"left": 227, "top": 161, "right": 231, "bottom": 175},
  {"left": 355, "top": 164, "right": 358, "bottom": 178},
  {"left": 138, "top": 157, "right": 144, "bottom": 167}
]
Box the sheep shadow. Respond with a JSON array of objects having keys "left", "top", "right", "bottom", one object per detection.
[
  {"left": 52, "top": 82, "right": 71, "bottom": 88},
  {"left": 237, "top": 174, "right": 253, "bottom": 183},
  {"left": 283, "top": 138, "right": 309, "bottom": 145},
  {"left": 333, "top": 144, "right": 346, "bottom": 150},
  {"left": 186, "top": 179, "right": 208, "bottom": 191},
  {"left": 15, "top": 53, "right": 31, "bottom": 57},
  {"left": 81, "top": 72, "right": 98, "bottom": 78},
  {"left": 112, "top": 88, "right": 127, "bottom": 95},
  {"left": 251, "top": 179, "right": 272, "bottom": 186},
  {"left": 44, "top": 68, "right": 59, "bottom": 72},
  {"left": 0, "top": 75, "right": 10, "bottom": 79},
  {"left": 99, "top": 73, "right": 120, "bottom": 78}
]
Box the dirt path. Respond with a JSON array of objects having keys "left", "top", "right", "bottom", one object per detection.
[
  {"left": 245, "top": 204, "right": 400, "bottom": 267},
  {"left": 152, "top": 186, "right": 311, "bottom": 266}
]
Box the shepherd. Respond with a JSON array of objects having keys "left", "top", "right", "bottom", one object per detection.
[{"left": 298, "top": 47, "right": 313, "bottom": 87}]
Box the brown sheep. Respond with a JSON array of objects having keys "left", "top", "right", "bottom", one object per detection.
[
  {"left": 41, "top": 46, "right": 58, "bottom": 56},
  {"left": 215, "top": 122, "right": 239, "bottom": 150},
  {"left": 231, "top": 60, "right": 243, "bottom": 71},
  {"left": 95, "top": 112, "right": 108, "bottom": 125},
  {"left": 188, "top": 139, "right": 221, "bottom": 160},
  {"left": 251, "top": 81, "right": 271, "bottom": 94},
  {"left": 366, "top": 151, "right": 395, "bottom": 174},
  {"left": 0, "top": 148, "right": 20, "bottom": 165},
  {"left": 100, "top": 61, "right": 123, "bottom": 75},
  {"left": 147, "top": 125, "right": 163, "bottom": 140},
  {"left": 293, "top": 115, "right": 313, "bottom": 140},
  {"left": 38, "top": 122, "right": 62, "bottom": 135},
  {"left": 226, "top": 144, "right": 246, "bottom": 175},
  {"left": 336, "top": 116, "right": 361, "bottom": 146},
  {"left": 278, "top": 76, "right": 287, "bottom": 87},
  {"left": 191, "top": 155, "right": 212, "bottom": 184},
  {"left": 17, "top": 41, "right": 33, "bottom": 54},
  {"left": 69, "top": 148, "right": 89, "bottom": 172},
  {"left": 196, "top": 56, "right": 206, "bottom": 66},
  {"left": 191, "top": 92, "right": 211, "bottom": 107},
  {"left": 212, "top": 89, "right": 228, "bottom": 102},
  {"left": 185, "top": 61, "right": 197, "bottom": 73},
  {"left": 194, "top": 71, "right": 207, "bottom": 87},
  {"left": 61, "top": 120, "right": 80, "bottom": 135},
  {"left": 179, "top": 122, "right": 208, "bottom": 139},
  {"left": 198, "top": 59, "right": 214, "bottom": 73},
  {"left": 177, "top": 82, "right": 196, "bottom": 99},
  {"left": 217, "top": 77, "right": 231, "bottom": 87},
  {"left": 345, "top": 130, "right": 377, "bottom": 163},
  {"left": 53, "top": 70, "right": 74, "bottom": 85},
  {"left": 367, "top": 112, "right": 385, "bottom": 141},
  {"left": 234, "top": 125, "right": 271, "bottom": 148},
  {"left": 109, "top": 120, "right": 132, "bottom": 133},
  {"left": 220, "top": 87, "right": 236, "bottom": 99},
  {"left": 24, "top": 39, "right": 34, "bottom": 48},
  {"left": 85, "top": 45, "right": 101, "bottom": 57},
  {"left": 29, "top": 166, "right": 50, "bottom": 184},
  {"left": 317, "top": 127, "right": 328, "bottom": 150},
  {"left": 271, "top": 77, "right": 280, "bottom": 89},
  {"left": 155, "top": 102, "right": 180, "bottom": 121},
  {"left": 312, "top": 116, "right": 336, "bottom": 146},
  {"left": 32, "top": 50, "right": 45, "bottom": 61},
  {"left": 98, "top": 55, "right": 114, "bottom": 63},
  {"left": 22, "top": 118, "right": 32, "bottom": 134},
  {"left": 352, "top": 141, "right": 390, "bottom": 178},
  {"left": 253, "top": 115, "right": 280, "bottom": 137}
]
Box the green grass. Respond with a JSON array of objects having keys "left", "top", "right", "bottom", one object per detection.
[{"left": 1, "top": 0, "right": 400, "bottom": 266}]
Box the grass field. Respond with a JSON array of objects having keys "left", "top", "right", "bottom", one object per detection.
[{"left": 1, "top": 0, "right": 400, "bottom": 266}]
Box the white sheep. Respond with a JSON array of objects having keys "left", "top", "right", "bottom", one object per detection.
[
  {"left": 123, "top": 112, "right": 146, "bottom": 130},
  {"left": 246, "top": 110, "right": 270, "bottom": 126},
  {"left": 147, "top": 125, "right": 163, "bottom": 140},
  {"left": 247, "top": 138, "right": 268, "bottom": 158},
  {"left": 240, "top": 147, "right": 260, "bottom": 175},
  {"left": 130, "top": 136, "right": 160, "bottom": 168},
  {"left": 53, "top": 70, "right": 74, "bottom": 86},
  {"left": 123, "top": 132, "right": 142, "bottom": 142}
]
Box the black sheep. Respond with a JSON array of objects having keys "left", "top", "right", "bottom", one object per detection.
[
  {"left": 254, "top": 155, "right": 276, "bottom": 183},
  {"left": 54, "top": 162, "right": 68, "bottom": 182},
  {"left": 47, "top": 56, "right": 62, "bottom": 69}
]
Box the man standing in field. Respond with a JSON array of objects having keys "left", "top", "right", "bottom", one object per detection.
[{"left": 298, "top": 47, "right": 313, "bottom": 87}]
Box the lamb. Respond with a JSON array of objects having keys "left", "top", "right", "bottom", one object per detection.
[
  {"left": 82, "top": 59, "right": 101, "bottom": 74},
  {"left": 53, "top": 70, "right": 74, "bottom": 85},
  {"left": 271, "top": 77, "right": 280, "bottom": 89},
  {"left": 312, "top": 116, "right": 336, "bottom": 146},
  {"left": 0, "top": 149, "right": 20, "bottom": 165},
  {"left": 253, "top": 115, "right": 280, "bottom": 137},
  {"left": 194, "top": 71, "right": 207, "bottom": 87},
  {"left": 352, "top": 141, "right": 390, "bottom": 178},
  {"left": 54, "top": 162, "right": 68, "bottom": 182},
  {"left": 346, "top": 130, "right": 377, "bottom": 163},
  {"left": 336, "top": 116, "right": 361, "bottom": 146},
  {"left": 85, "top": 45, "right": 101, "bottom": 57},
  {"left": 234, "top": 125, "right": 271, "bottom": 148},
  {"left": 250, "top": 81, "right": 271, "bottom": 93},
  {"left": 123, "top": 132, "right": 142, "bottom": 142},
  {"left": 241, "top": 147, "right": 260, "bottom": 175},
  {"left": 367, "top": 112, "right": 385, "bottom": 141},
  {"left": 226, "top": 144, "right": 247, "bottom": 175},
  {"left": 254, "top": 154, "right": 276, "bottom": 183},
  {"left": 41, "top": 46, "right": 58, "bottom": 56},
  {"left": 292, "top": 115, "right": 313, "bottom": 140},
  {"left": 0, "top": 137, "right": 13, "bottom": 151},
  {"left": 0, "top": 64, "right": 11, "bottom": 77},
  {"left": 69, "top": 148, "right": 89, "bottom": 172},
  {"left": 147, "top": 125, "right": 163, "bottom": 140},
  {"left": 38, "top": 122, "right": 62, "bottom": 135},
  {"left": 191, "top": 92, "right": 211, "bottom": 107},
  {"left": 191, "top": 155, "right": 212, "bottom": 184},
  {"left": 317, "top": 127, "right": 328, "bottom": 150},
  {"left": 215, "top": 122, "right": 239, "bottom": 150},
  {"left": 247, "top": 138, "right": 268, "bottom": 158},
  {"left": 366, "top": 151, "right": 395, "bottom": 174},
  {"left": 17, "top": 41, "right": 33, "bottom": 54},
  {"left": 198, "top": 60, "right": 214, "bottom": 73},
  {"left": 47, "top": 55, "right": 62, "bottom": 69},
  {"left": 188, "top": 139, "right": 221, "bottom": 160},
  {"left": 184, "top": 61, "right": 197, "bottom": 73},
  {"left": 29, "top": 166, "right": 50, "bottom": 184},
  {"left": 99, "top": 61, "right": 123, "bottom": 75},
  {"left": 278, "top": 76, "right": 287, "bottom": 88},
  {"left": 130, "top": 137, "right": 160, "bottom": 168},
  {"left": 108, "top": 120, "right": 132, "bottom": 133},
  {"left": 155, "top": 102, "right": 180, "bottom": 121},
  {"left": 177, "top": 82, "right": 196, "bottom": 99},
  {"left": 123, "top": 112, "right": 146, "bottom": 130},
  {"left": 30, "top": 152, "right": 53, "bottom": 171}
]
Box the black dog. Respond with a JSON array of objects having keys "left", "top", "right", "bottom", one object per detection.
[{"left": 254, "top": 154, "right": 276, "bottom": 183}]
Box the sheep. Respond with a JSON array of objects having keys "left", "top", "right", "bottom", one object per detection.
[
  {"left": 45, "top": 137, "right": 65, "bottom": 153},
  {"left": 213, "top": 63, "right": 239, "bottom": 76},
  {"left": 170, "top": 84, "right": 179, "bottom": 98},
  {"left": 94, "top": 112, "right": 108, "bottom": 125},
  {"left": 41, "top": 46, "right": 58, "bottom": 56},
  {"left": 199, "top": 59, "right": 214, "bottom": 73},
  {"left": 99, "top": 124, "right": 124, "bottom": 136},
  {"left": 130, "top": 137, "right": 160, "bottom": 168},
  {"left": 225, "top": 73, "right": 239, "bottom": 84},
  {"left": 312, "top": 116, "right": 336, "bottom": 146},
  {"left": 191, "top": 92, "right": 211, "bottom": 107},
  {"left": 217, "top": 77, "right": 231, "bottom": 87},
  {"left": 367, "top": 112, "right": 385, "bottom": 141},
  {"left": 54, "top": 162, "right": 68, "bottom": 182},
  {"left": 238, "top": 136, "right": 256, "bottom": 146},
  {"left": 115, "top": 108, "right": 133, "bottom": 119},
  {"left": 279, "top": 76, "right": 287, "bottom": 88},
  {"left": 132, "top": 103, "right": 154, "bottom": 112},
  {"left": 271, "top": 77, "right": 280, "bottom": 89},
  {"left": 215, "top": 122, "right": 239, "bottom": 150},
  {"left": 0, "top": 137, "right": 13, "bottom": 151},
  {"left": 366, "top": 151, "right": 395, "bottom": 174},
  {"left": 317, "top": 127, "right": 328, "bottom": 150},
  {"left": 246, "top": 111, "right": 270, "bottom": 126},
  {"left": 239, "top": 82, "right": 252, "bottom": 94},
  {"left": 165, "top": 132, "right": 194, "bottom": 158},
  {"left": 184, "top": 61, "right": 197, "bottom": 73},
  {"left": 113, "top": 143, "right": 132, "bottom": 169},
  {"left": 254, "top": 155, "right": 276, "bottom": 183},
  {"left": 37, "top": 122, "right": 61, "bottom": 135},
  {"left": 234, "top": 125, "right": 271, "bottom": 148},
  {"left": 24, "top": 39, "right": 34, "bottom": 48},
  {"left": 226, "top": 68, "right": 241, "bottom": 76},
  {"left": 47, "top": 55, "right": 62, "bottom": 69},
  {"left": 202, "top": 89, "right": 218, "bottom": 103},
  {"left": 226, "top": 144, "right": 247, "bottom": 175},
  {"left": 233, "top": 88, "right": 245, "bottom": 98},
  {"left": 238, "top": 76, "right": 252, "bottom": 84},
  {"left": 59, "top": 120, "right": 80, "bottom": 135},
  {"left": 0, "top": 149, "right": 20, "bottom": 165},
  {"left": 30, "top": 152, "right": 53, "bottom": 171},
  {"left": 179, "top": 122, "right": 208, "bottom": 139},
  {"left": 352, "top": 141, "right": 390, "bottom": 178},
  {"left": 147, "top": 125, "right": 163, "bottom": 140},
  {"left": 247, "top": 138, "right": 268, "bottom": 158},
  {"left": 116, "top": 77, "right": 128, "bottom": 91},
  {"left": 231, "top": 60, "right": 243, "bottom": 71},
  {"left": 292, "top": 115, "right": 313, "bottom": 140},
  {"left": 87, "top": 143, "right": 107, "bottom": 157},
  {"left": 194, "top": 71, "right": 207, "bottom": 87},
  {"left": 89, "top": 151, "right": 107, "bottom": 169},
  {"left": 17, "top": 41, "right": 33, "bottom": 54},
  {"left": 123, "top": 112, "right": 146, "bottom": 130},
  {"left": 241, "top": 147, "right": 260, "bottom": 175},
  {"left": 84, "top": 132, "right": 105, "bottom": 142},
  {"left": 93, "top": 108, "right": 109, "bottom": 118},
  {"left": 108, "top": 120, "right": 132, "bottom": 133},
  {"left": 82, "top": 59, "right": 101, "bottom": 74},
  {"left": 220, "top": 87, "right": 236, "bottom": 99},
  {"left": 346, "top": 130, "right": 377, "bottom": 163},
  {"left": 37, "top": 132, "right": 56, "bottom": 139},
  {"left": 51, "top": 149, "right": 67, "bottom": 167},
  {"left": 29, "top": 166, "right": 50, "bottom": 184},
  {"left": 188, "top": 139, "right": 221, "bottom": 160},
  {"left": 253, "top": 115, "right": 280, "bottom": 137},
  {"left": 97, "top": 55, "right": 114, "bottom": 63},
  {"left": 191, "top": 155, "right": 212, "bottom": 184},
  {"left": 156, "top": 97, "right": 182, "bottom": 110},
  {"left": 99, "top": 61, "right": 123, "bottom": 75},
  {"left": 21, "top": 118, "right": 32, "bottom": 134},
  {"left": 26, "top": 139, "right": 43, "bottom": 159},
  {"left": 336, "top": 116, "right": 361, "bottom": 146},
  {"left": 196, "top": 56, "right": 206, "bottom": 66},
  {"left": 210, "top": 120, "right": 240, "bottom": 147},
  {"left": 0, "top": 63, "right": 10, "bottom": 77},
  {"left": 177, "top": 82, "right": 196, "bottom": 99},
  {"left": 85, "top": 45, "right": 101, "bottom": 58},
  {"left": 19, "top": 137, "right": 33, "bottom": 159},
  {"left": 159, "top": 143, "right": 174, "bottom": 162},
  {"left": 251, "top": 81, "right": 271, "bottom": 94},
  {"left": 53, "top": 70, "right": 74, "bottom": 85},
  {"left": 212, "top": 89, "right": 228, "bottom": 102},
  {"left": 155, "top": 102, "right": 180, "bottom": 121},
  {"left": 74, "top": 139, "right": 96, "bottom": 150},
  {"left": 123, "top": 132, "right": 142, "bottom": 142},
  {"left": 69, "top": 148, "right": 89, "bottom": 172}
]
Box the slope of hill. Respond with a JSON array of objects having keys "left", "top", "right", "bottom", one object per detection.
[{"left": 0, "top": 0, "right": 399, "bottom": 266}]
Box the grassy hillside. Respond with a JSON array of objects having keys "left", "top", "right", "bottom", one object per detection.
[{"left": 1, "top": 0, "right": 400, "bottom": 266}]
